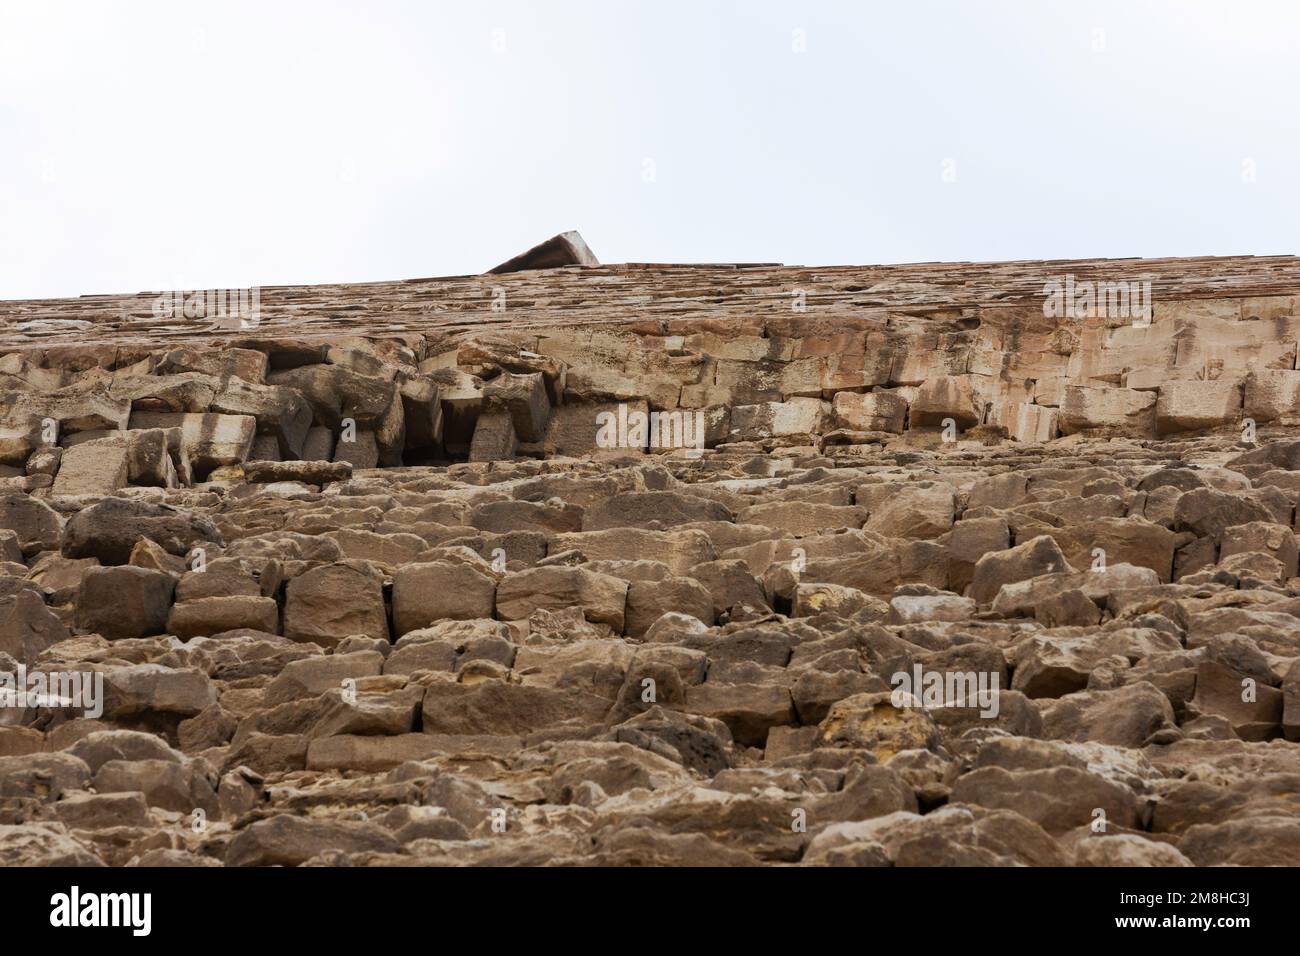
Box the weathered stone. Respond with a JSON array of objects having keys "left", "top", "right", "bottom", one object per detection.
[
  {"left": 496, "top": 566, "right": 628, "bottom": 632},
  {"left": 129, "top": 411, "right": 256, "bottom": 477},
  {"left": 1073, "top": 834, "right": 1193, "bottom": 867},
  {"left": 950, "top": 766, "right": 1140, "bottom": 834},
  {"left": 483, "top": 371, "right": 550, "bottom": 442},
  {"left": 62, "top": 497, "right": 222, "bottom": 566},
  {"left": 398, "top": 373, "right": 444, "bottom": 452},
  {"left": 282, "top": 562, "right": 388, "bottom": 647},
  {"left": 391, "top": 561, "right": 496, "bottom": 636},
  {"left": 909, "top": 375, "right": 985, "bottom": 428},
  {"left": 300, "top": 426, "right": 335, "bottom": 462},
  {"left": 167, "top": 595, "right": 280, "bottom": 639},
  {"left": 332, "top": 430, "right": 379, "bottom": 469},
  {"left": 263, "top": 651, "right": 385, "bottom": 706},
  {"left": 421, "top": 681, "right": 609, "bottom": 736},
  {"left": 51, "top": 439, "right": 129, "bottom": 496},
  {"left": 1243, "top": 368, "right": 1300, "bottom": 423},
  {"left": 831, "top": 391, "right": 906, "bottom": 433},
  {"left": 864, "top": 483, "right": 955, "bottom": 539},
  {"left": 209, "top": 380, "right": 313, "bottom": 459},
  {"left": 803, "top": 805, "right": 1065, "bottom": 866},
  {"left": 889, "top": 592, "right": 976, "bottom": 624},
  {"left": 158, "top": 345, "right": 269, "bottom": 383},
  {"left": 1190, "top": 660, "right": 1282, "bottom": 741},
  {"left": 1174, "top": 487, "right": 1277, "bottom": 539},
  {"left": 1040, "top": 681, "right": 1177, "bottom": 748},
  {"left": 1059, "top": 385, "right": 1155, "bottom": 435},
  {"left": 0, "top": 589, "right": 70, "bottom": 665},
  {"left": 0, "top": 824, "right": 103, "bottom": 866},
  {"left": 101, "top": 664, "right": 218, "bottom": 718},
  {"left": 818, "top": 691, "right": 940, "bottom": 760},
  {"left": 587, "top": 492, "right": 732, "bottom": 532},
  {"left": 729, "top": 399, "right": 823, "bottom": 441},
  {"left": 75, "top": 565, "right": 175, "bottom": 639},
  {"left": 991, "top": 563, "right": 1160, "bottom": 618},
  {"left": 1009, "top": 402, "right": 1058, "bottom": 442},
  {"left": 226, "top": 814, "right": 399, "bottom": 867},
  {"left": 1156, "top": 379, "right": 1242, "bottom": 433},
  {"left": 1220, "top": 521, "right": 1299, "bottom": 578},
  {"left": 0, "top": 492, "right": 63, "bottom": 555},
  {"left": 93, "top": 757, "right": 218, "bottom": 814},
  {"left": 970, "top": 535, "right": 1073, "bottom": 605},
  {"left": 685, "top": 683, "right": 795, "bottom": 748},
  {"left": 467, "top": 410, "right": 518, "bottom": 462},
  {"left": 943, "top": 516, "right": 1010, "bottom": 593},
  {"left": 625, "top": 576, "right": 715, "bottom": 639}
]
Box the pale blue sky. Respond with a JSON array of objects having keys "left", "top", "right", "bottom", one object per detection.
[{"left": 1, "top": 0, "right": 1297, "bottom": 299}]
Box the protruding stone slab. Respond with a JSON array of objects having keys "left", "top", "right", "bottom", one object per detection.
[
  {"left": 467, "top": 410, "right": 518, "bottom": 462},
  {"left": 487, "top": 230, "right": 599, "bottom": 275},
  {"left": 51, "top": 440, "right": 129, "bottom": 497},
  {"left": 129, "top": 412, "right": 256, "bottom": 477},
  {"left": 484, "top": 371, "right": 550, "bottom": 442},
  {"left": 332, "top": 430, "right": 379, "bottom": 469}
]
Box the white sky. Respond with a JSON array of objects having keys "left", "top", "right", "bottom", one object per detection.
[{"left": 1, "top": 0, "right": 1297, "bottom": 300}]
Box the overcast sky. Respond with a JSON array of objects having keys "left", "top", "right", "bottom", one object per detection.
[{"left": 1, "top": 0, "right": 1297, "bottom": 300}]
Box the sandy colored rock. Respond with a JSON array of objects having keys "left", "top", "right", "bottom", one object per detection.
[{"left": 283, "top": 562, "right": 388, "bottom": 647}]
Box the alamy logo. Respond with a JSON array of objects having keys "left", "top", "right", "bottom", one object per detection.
[
  {"left": 0, "top": 667, "right": 103, "bottom": 718},
  {"left": 1042, "top": 274, "right": 1151, "bottom": 323},
  {"left": 50, "top": 886, "right": 151, "bottom": 936},
  {"left": 890, "top": 665, "right": 1000, "bottom": 718},
  {"left": 595, "top": 403, "right": 705, "bottom": 457},
  {"left": 152, "top": 287, "right": 261, "bottom": 329}
]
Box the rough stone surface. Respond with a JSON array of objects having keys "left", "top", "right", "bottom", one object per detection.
[{"left": 0, "top": 252, "right": 1299, "bottom": 866}]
